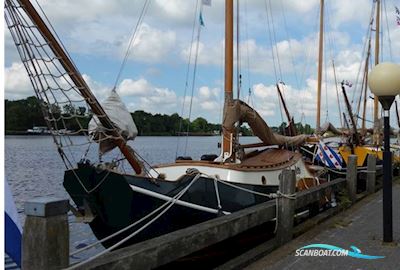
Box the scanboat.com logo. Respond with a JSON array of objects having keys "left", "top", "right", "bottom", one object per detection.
[{"left": 295, "top": 244, "right": 385, "bottom": 260}]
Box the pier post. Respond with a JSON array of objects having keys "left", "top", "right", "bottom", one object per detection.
[
  {"left": 22, "top": 197, "right": 69, "bottom": 270},
  {"left": 346, "top": 155, "right": 357, "bottom": 203},
  {"left": 367, "top": 155, "right": 377, "bottom": 194},
  {"left": 276, "top": 169, "right": 296, "bottom": 246}
]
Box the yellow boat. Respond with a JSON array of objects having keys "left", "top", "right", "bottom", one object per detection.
[{"left": 339, "top": 144, "right": 400, "bottom": 167}]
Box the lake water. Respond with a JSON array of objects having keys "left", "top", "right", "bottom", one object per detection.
[{"left": 5, "top": 135, "right": 259, "bottom": 260}]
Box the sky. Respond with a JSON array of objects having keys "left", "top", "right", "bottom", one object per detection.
[{"left": 3, "top": 0, "right": 400, "bottom": 128}]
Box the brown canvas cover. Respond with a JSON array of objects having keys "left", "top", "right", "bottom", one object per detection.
[
  {"left": 319, "top": 121, "right": 342, "bottom": 136},
  {"left": 222, "top": 100, "right": 307, "bottom": 146}
]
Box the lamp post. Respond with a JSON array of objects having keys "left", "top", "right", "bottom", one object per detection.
[{"left": 368, "top": 62, "right": 400, "bottom": 243}]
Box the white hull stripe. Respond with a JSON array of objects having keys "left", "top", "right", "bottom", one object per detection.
[{"left": 129, "top": 184, "right": 231, "bottom": 215}]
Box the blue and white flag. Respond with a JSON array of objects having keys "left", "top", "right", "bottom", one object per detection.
[
  {"left": 5, "top": 178, "right": 22, "bottom": 267},
  {"left": 316, "top": 141, "right": 343, "bottom": 169}
]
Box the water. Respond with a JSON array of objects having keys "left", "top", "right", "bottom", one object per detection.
[{"left": 5, "top": 135, "right": 259, "bottom": 260}]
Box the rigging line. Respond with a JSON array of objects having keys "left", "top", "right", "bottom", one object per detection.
[
  {"left": 184, "top": 4, "right": 204, "bottom": 155},
  {"left": 264, "top": 0, "right": 278, "bottom": 81},
  {"left": 380, "top": 1, "right": 384, "bottom": 63},
  {"left": 69, "top": 173, "right": 198, "bottom": 256},
  {"left": 236, "top": 0, "right": 241, "bottom": 99},
  {"left": 332, "top": 60, "right": 343, "bottom": 128},
  {"left": 280, "top": 0, "right": 300, "bottom": 90},
  {"left": 300, "top": 4, "right": 319, "bottom": 102},
  {"left": 244, "top": 0, "right": 252, "bottom": 101},
  {"left": 33, "top": 0, "right": 80, "bottom": 76},
  {"left": 268, "top": 0, "right": 284, "bottom": 82},
  {"left": 66, "top": 174, "right": 201, "bottom": 270},
  {"left": 112, "top": 0, "right": 151, "bottom": 89},
  {"left": 323, "top": 28, "right": 329, "bottom": 122},
  {"left": 382, "top": 0, "right": 393, "bottom": 61},
  {"left": 176, "top": 0, "right": 200, "bottom": 159},
  {"left": 351, "top": 3, "right": 376, "bottom": 105}
]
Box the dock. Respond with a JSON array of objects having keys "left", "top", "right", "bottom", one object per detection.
[{"left": 245, "top": 182, "right": 400, "bottom": 270}]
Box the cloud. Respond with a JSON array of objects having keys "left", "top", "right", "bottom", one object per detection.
[
  {"left": 127, "top": 24, "right": 177, "bottom": 62},
  {"left": 118, "top": 78, "right": 153, "bottom": 96},
  {"left": 4, "top": 62, "right": 32, "bottom": 99}
]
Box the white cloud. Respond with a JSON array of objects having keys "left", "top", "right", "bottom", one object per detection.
[
  {"left": 4, "top": 62, "right": 32, "bottom": 99},
  {"left": 127, "top": 24, "right": 176, "bottom": 62},
  {"left": 118, "top": 78, "right": 153, "bottom": 96}
]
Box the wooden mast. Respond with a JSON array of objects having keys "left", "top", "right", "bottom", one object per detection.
[
  {"left": 396, "top": 101, "right": 400, "bottom": 129},
  {"left": 276, "top": 84, "right": 296, "bottom": 136},
  {"left": 316, "top": 0, "right": 324, "bottom": 133},
  {"left": 18, "top": 0, "right": 142, "bottom": 174},
  {"left": 222, "top": 0, "right": 234, "bottom": 160},
  {"left": 361, "top": 38, "right": 372, "bottom": 133},
  {"left": 373, "top": 0, "right": 380, "bottom": 145}
]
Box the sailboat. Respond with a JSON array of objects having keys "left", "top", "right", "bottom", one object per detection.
[
  {"left": 337, "top": 0, "right": 400, "bottom": 168},
  {"left": 5, "top": 0, "right": 323, "bottom": 248}
]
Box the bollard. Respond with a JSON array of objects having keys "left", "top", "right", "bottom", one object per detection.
[
  {"left": 367, "top": 155, "right": 377, "bottom": 194},
  {"left": 276, "top": 169, "right": 296, "bottom": 246},
  {"left": 346, "top": 155, "right": 357, "bottom": 203},
  {"left": 22, "top": 197, "right": 69, "bottom": 270}
]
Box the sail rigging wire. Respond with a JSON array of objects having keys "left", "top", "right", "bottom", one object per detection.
[
  {"left": 382, "top": 0, "right": 393, "bottom": 61},
  {"left": 175, "top": 0, "right": 200, "bottom": 159},
  {"left": 350, "top": 3, "right": 376, "bottom": 108},
  {"left": 113, "top": 0, "right": 151, "bottom": 89},
  {"left": 33, "top": 0, "right": 79, "bottom": 75},
  {"left": 332, "top": 60, "right": 344, "bottom": 128},
  {"left": 263, "top": 0, "right": 285, "bottom": 134},
  {"left": 267, "top": 0, "right": 284, "bottom": 82},
  {"left": 184, "top": 4, "right": 204, "bottom": 155},
  {"left": 350, "top": 3, "right": 376, "bottom": 117},
  {"left": 265, "top": 0, "right": 291, "bottom": 139},
  {"left": 243, "top": 0, "right": 252, "bottom": 107},
  {"left": 279, "top": 0, "right": 301, "bottom": 91}
]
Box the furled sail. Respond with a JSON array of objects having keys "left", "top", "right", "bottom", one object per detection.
[
  {"left": 223, "top": 100, "right": 308, "bottom": 146},
  {"left": 89, "top": 90, "right": 138, "bottom": 154},
  {"left": 319, "top": 122, "right": 342, "bottom": 136}
]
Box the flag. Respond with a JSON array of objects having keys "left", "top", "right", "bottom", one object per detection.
[
  {"left": 5, "top": 178, "right": 22, "bottom": 267},
  {"left": 202, "top": 0, "right": 211, "bottom": 6},
  {"left": 315, "top": 141, "right": 343, "bottom": 169},
  {"left": 199, "top": 12, "right": 205, "bottom": 26}
]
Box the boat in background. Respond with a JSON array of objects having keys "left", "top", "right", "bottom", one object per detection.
[{"left": 26, "top": 126, "right": 51, "bottom": 135}]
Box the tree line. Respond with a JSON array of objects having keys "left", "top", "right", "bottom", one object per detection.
[{"left": 5, "top": 96, "right": 314, "bottom": 136}]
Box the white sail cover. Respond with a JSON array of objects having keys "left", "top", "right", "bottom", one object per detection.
[{"left": 89, "top": 90, "right": 137, "bottom": 154}]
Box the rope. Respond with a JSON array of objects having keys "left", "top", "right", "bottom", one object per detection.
[
  {"left": 213, "top": 177, "right": 222, "bottom": 210},
  {"left": 112, "top": 0, "right": 151, "bottom": 88},
  {"left": 70, "top": 172, "right": 201, "bottom": 257},
  {"left": 69, "top": 169, "right": 299, "bottom": 268},
  {"left": 184, "top": 4, "right": 204, "bottom": 155},
  {"left": 176, "top": 0, "right": 200, "bottom": 159},
  {"left": 66, "top": 173, "right": 201, "bottom": 269},
  {"left": 382, "top": 0, "right": 393, "bottom": 61}
]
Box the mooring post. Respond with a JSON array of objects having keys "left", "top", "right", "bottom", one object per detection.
[
  {"left": 22, "top": 197, "right": 69, "bottom": 270},
  {"left": 276, "top": 169, "right": 296, "bottom": 246},
  {"left": 346, "top": 155, "right": 357, "bottom": 203},
  {"left": 367, "top": 155, "right": 377, "bottom": 194}
]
